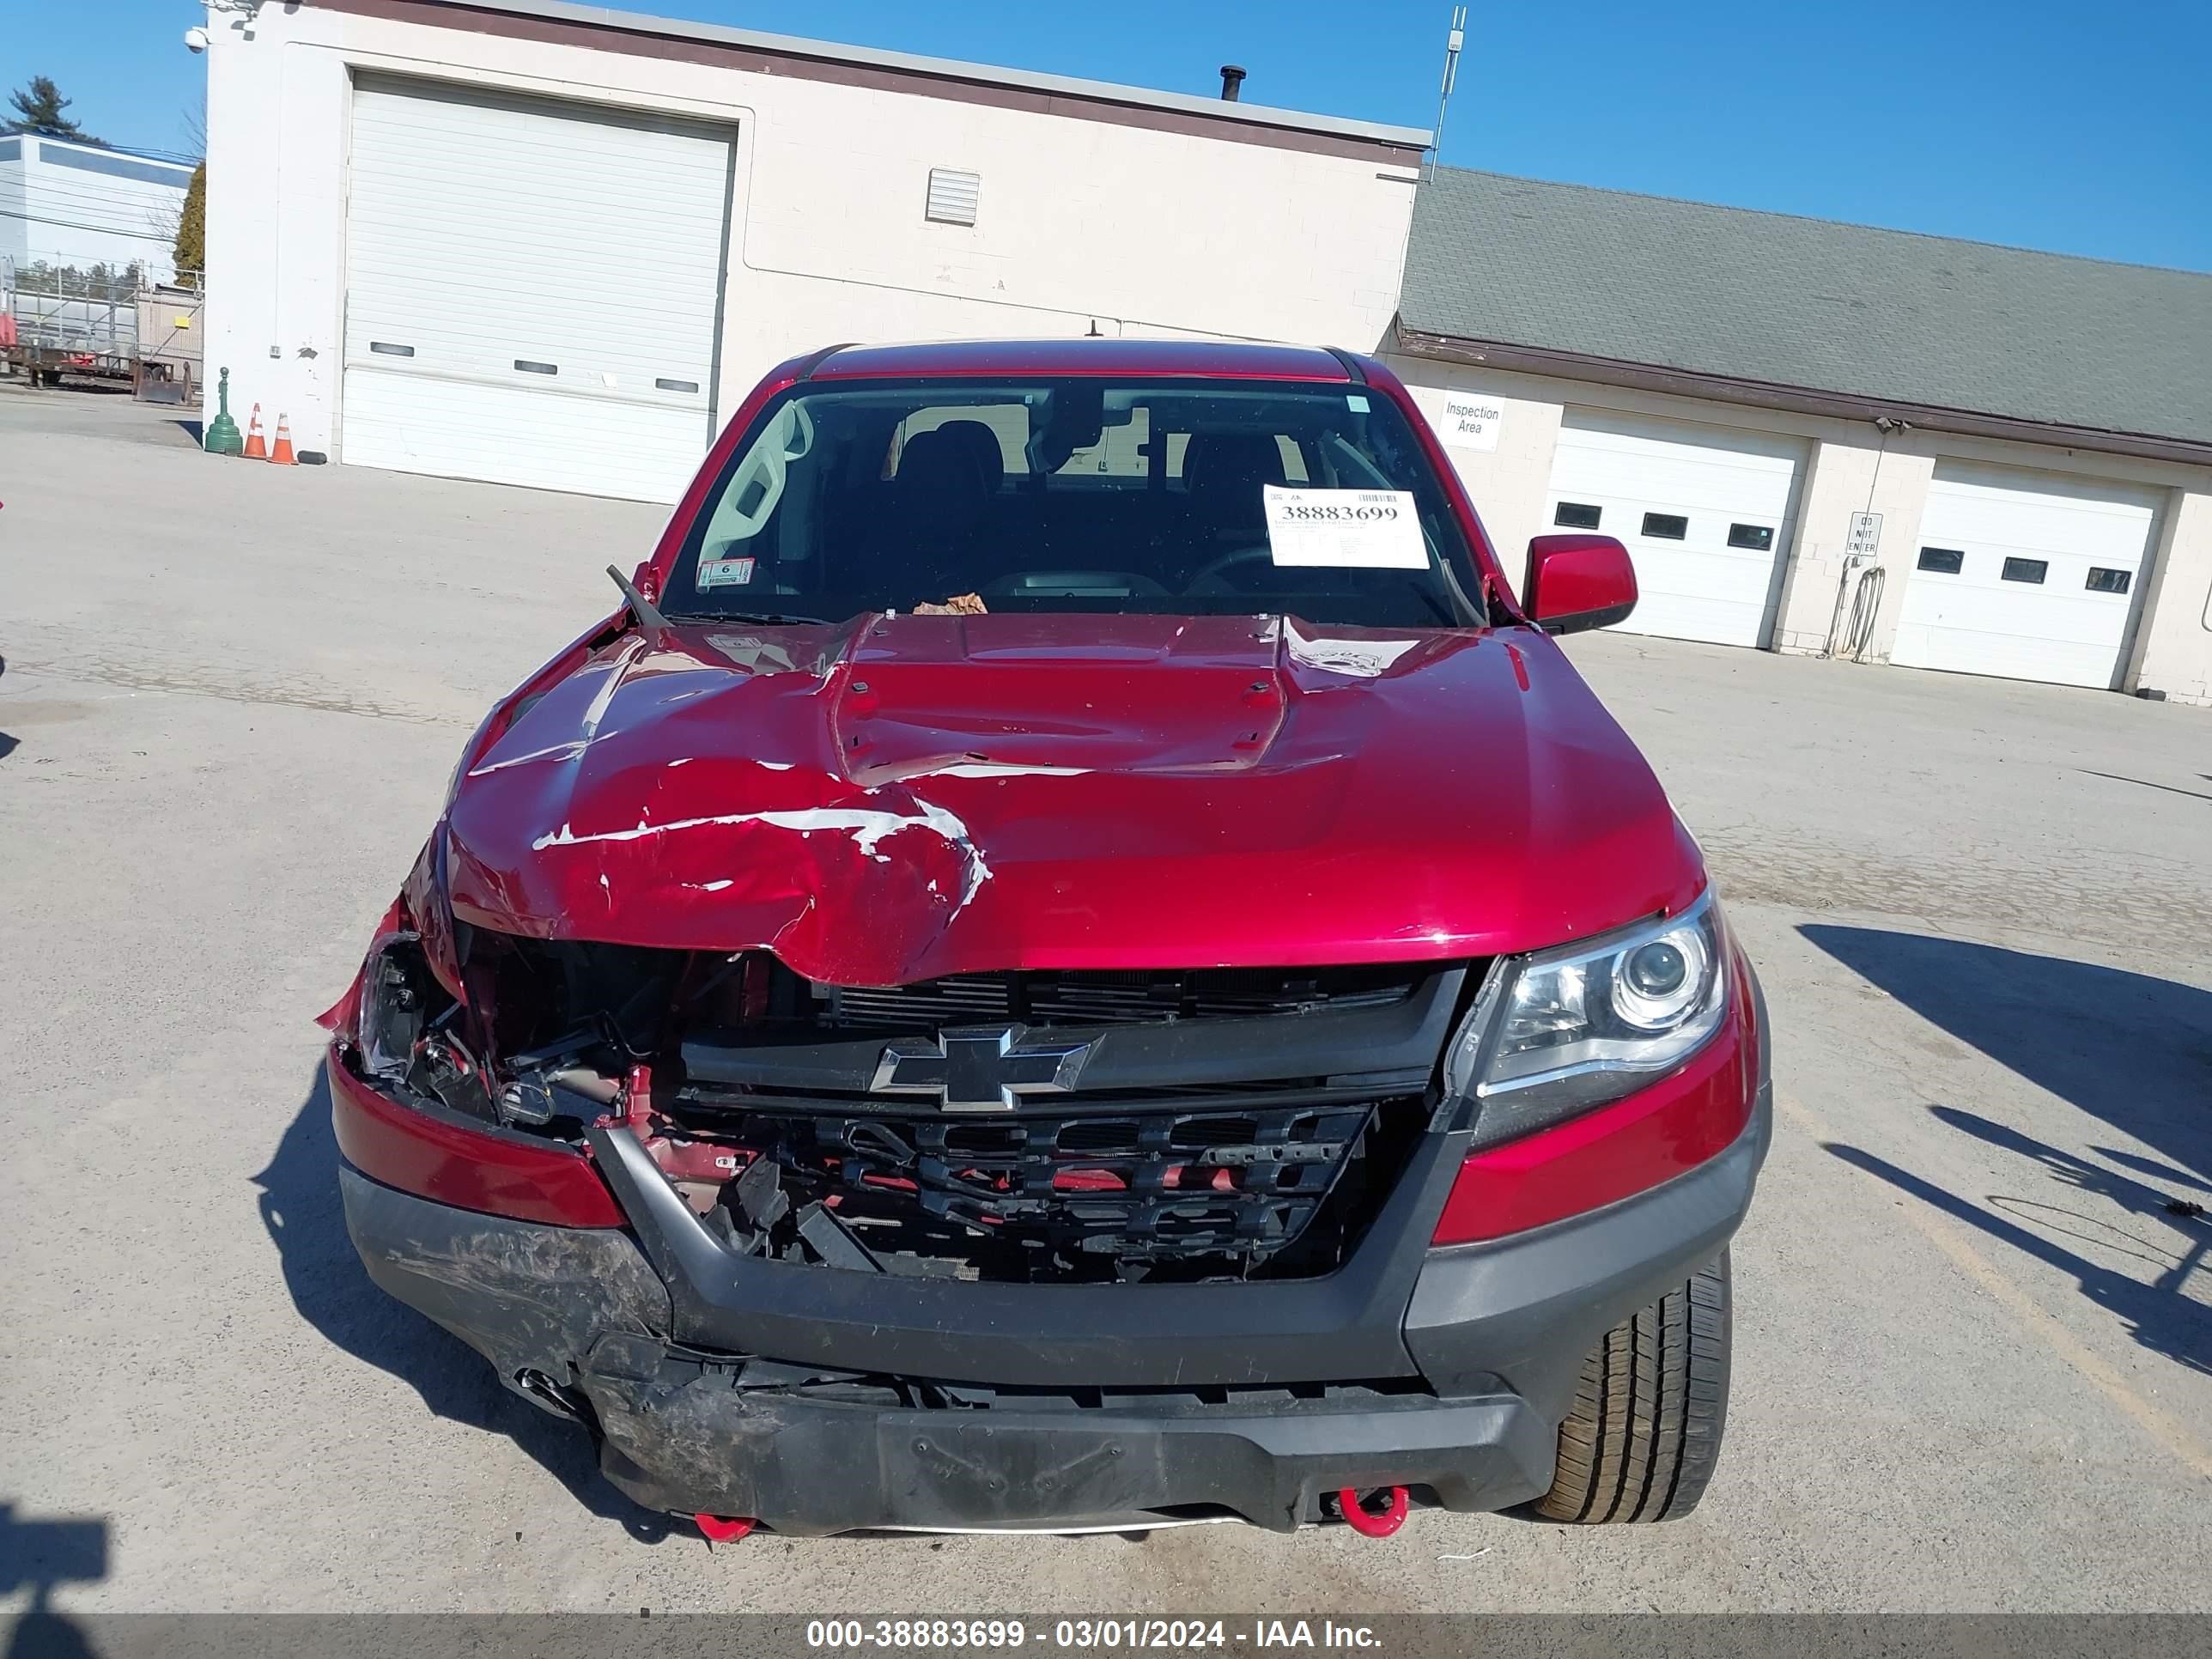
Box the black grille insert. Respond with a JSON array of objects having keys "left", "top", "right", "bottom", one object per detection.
[
  {"left": 808, "top": 964, "right": 1423, "bottom": 1030},
  {"left": 679, "top": 1094, "right": 1417, "bottom": 1284}
]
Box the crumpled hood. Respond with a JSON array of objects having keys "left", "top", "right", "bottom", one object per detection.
[{"left": 442, "top": 612, "right": 1703, "bottom": 982}]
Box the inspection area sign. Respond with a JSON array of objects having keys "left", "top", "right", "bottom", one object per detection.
[{"left": 1439, "top": 392, "right": 1504, "bottom": 452}]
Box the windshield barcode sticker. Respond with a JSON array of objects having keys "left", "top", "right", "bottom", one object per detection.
[
  {"left": 697, "top": 556, "right": 757, "bottom": 589},
  {"left": 1262, "top": 488, "right": 1428, "bottom": 570}
]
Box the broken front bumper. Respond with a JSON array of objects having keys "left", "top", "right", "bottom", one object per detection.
[
  {"left": 588, "top": 1328, "right": 1553, "bottom": 1535},
  {"left": 336, "top": 1073, "right": 1769, "bottom": 1534}
]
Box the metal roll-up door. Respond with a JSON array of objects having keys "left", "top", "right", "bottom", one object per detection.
[
  {"left": 1889, "top": 463, "right": 2160, "bottom": 689},
  {"left": 1542, "top": 410, "right": 1804, "bottom": 647},
  {"left": 342, "top": 76, "right": 733, "bottom": 501}
]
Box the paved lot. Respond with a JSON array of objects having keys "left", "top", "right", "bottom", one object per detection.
[{"left": 4, "top": 390, "right": 2209, "bottom": 1613}]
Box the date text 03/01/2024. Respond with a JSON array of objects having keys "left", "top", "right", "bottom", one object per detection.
[{"left": 804, "top": 1620, "right": 1384, "bottom": 1650}]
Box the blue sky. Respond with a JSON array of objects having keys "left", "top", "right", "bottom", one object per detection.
[{"left": 14, "top": 0, "right": 2211, "bottom": 270}]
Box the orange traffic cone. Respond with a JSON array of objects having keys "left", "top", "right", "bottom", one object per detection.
[
  {"left": 242, "top": 403, "right": 267, "bottom": 461},
  {"left": 270, "top": 413, "right": 297, "bottom": 465}
]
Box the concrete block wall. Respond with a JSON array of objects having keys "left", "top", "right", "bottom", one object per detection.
[
  {"left": 1771, "top": 438, "right": 1934, "bottom": 658},
  {"left": 1389, "top": 359, "right": 1564, "bottom": 585},
  {"left": 2130, "top": 490, "right": 2212, "bottom": 705}
]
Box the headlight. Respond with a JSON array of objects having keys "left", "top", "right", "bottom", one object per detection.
[
  {"left": 358, "top": 932, "right": 430, "bottom": 1081},
  {"left": 1443, "top": 890, "right": 1729, "bottom": 1150}
]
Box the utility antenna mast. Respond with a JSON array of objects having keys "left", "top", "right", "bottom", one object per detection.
[{"left": 1428, "top": 7, "right": 1467, "bottom": 182}]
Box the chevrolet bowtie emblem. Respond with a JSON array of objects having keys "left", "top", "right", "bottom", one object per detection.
[{"left": 869, "top": 1024, "right": 1095, "bottom": 1112}]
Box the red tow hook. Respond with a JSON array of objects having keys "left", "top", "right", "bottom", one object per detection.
[
  {"left": 1335, "top": 1486, "right": 1409, "bottom": 1538},
  {"left": 694, "top": 1513, "right": 756, "bottom": 1544}
]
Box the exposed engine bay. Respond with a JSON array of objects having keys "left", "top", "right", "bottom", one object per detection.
[{"left": 352, "top": 924, "right": 1443, "bottom": 1286}]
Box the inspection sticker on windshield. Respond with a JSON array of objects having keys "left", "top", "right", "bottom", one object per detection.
[
  {"left": 696, "top": 556, "right": 757, "bottom": 589},
  {"left": 1262, "top": 488, "right": 1427, "bottom": 569}
]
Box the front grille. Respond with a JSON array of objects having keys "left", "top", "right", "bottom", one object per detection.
[
  {"left": 438, "top": 933, "right": 1476, "bottom": 1285},
  {"left": 811, "top": 964, "right": 1423, "bottom": 1030},
  {"left": 660, "top": 957, "right": 1474, "bottom": 1284},
  {"left": 448, "top": 927, "right": 1468, "bottom": 1284},
  {"left": 691, "top": 1096, "right": 1394, "bottom": 1279}
]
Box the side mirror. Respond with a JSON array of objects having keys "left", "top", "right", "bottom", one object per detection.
[{"left": 1524, "top": 534, "right": 1638, "bottom": 635}]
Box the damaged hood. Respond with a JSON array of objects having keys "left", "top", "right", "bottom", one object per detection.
[{"left": 442, "top": 613, "right": 1701, "bottom": 982}]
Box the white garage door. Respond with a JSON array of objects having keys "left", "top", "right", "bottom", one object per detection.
[
  {"left": 343, "top": 77, "right": 733, "bottom": 501},
  {"left": 1543, "top": 411, "right": 1803, "bottom": 647},
  {"left": 1889, "top": 464, "right": 2159, "bottom": 689}
]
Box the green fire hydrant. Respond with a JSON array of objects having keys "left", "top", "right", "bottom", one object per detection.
[{"left": 204, "top": 366, "right": 245, "bottom": 456}]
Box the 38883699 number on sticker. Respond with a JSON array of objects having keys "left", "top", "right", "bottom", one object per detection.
[
  {"left": 804, "top": 1619, "right": 1231, "bottom": 1650},
  {"left": 1279, "top": 500, "right": 1401, "bottom": 523},
  {"left": 1259, "top": 486, "right": 1427, "bottom": 571}
]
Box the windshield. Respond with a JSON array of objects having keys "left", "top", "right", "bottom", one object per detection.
[{"left": 662, "top": 377, "right": 1487, "bottom": 629}]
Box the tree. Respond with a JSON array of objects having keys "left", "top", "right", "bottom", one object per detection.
[
  {"left": 173, "top": 161, "right": 207, "bottom": 282},
  {"left": 5, "top": 76, "right": 100, "bottom": 144},
  {"left": 12, "top": 260, "right": 142, "bottom": 301}
]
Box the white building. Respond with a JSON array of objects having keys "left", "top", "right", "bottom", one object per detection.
[
  {"left": 198, "top": 0, "right": 1425, "bottom": 503},
  {"left": 1386, "top": 170, "right": 2212, "bottom": 703},
  {"left": 200, "top": 0, "right": 2212, "bottom": 704},
  {"left": 0, "top": 134, "right": 193, "bottom": 283}
]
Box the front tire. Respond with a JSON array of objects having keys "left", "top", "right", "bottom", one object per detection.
[{"left": 1531, "top": 1253, "right": 1730, "bottom": 1523}]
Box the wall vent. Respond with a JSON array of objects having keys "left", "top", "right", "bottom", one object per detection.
[{"left": 926, "top": 167, "right": 981, "bottom": 227}]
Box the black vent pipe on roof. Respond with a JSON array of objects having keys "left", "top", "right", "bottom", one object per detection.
[{"left": 1219, "top": 64, "right": 1247, "bottom": 100}]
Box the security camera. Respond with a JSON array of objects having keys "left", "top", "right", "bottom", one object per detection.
[{"left": 184, "top": 25, "right": 210, "bottom": 52}]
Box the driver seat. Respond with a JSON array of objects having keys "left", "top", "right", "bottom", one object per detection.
[
  {"left": 869, "top": 427, "right": 994, "bottom": 593},
  {"left": 1182, "top": 432, "right": 1287, "bottom": 553}
]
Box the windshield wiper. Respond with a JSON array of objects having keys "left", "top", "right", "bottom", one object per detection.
[
  {"left": 676, "top": 609, "right": 834, "bottom": 626},
  {"left": 1404, "top": 584, "right": 1462, "bottom": 628}
]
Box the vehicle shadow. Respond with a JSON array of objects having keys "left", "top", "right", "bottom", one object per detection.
[
  {"left": 1, "top": 1502, "right": 108, "bottom": 1659},
  {"left": 1804, "top": 925, "right": 2212, "bottom": 1376},
  {"left": 252, "top": 1066, "right": 672, "bottom": 1541}
]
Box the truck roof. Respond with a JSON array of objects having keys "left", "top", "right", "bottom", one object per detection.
[{"left": 807, "top": 338, "right": 1360, "bottom": 383}]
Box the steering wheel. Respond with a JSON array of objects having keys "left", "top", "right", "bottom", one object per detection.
[{"left": 1183, "top": 544, "right": 1283, "bottom": 595}]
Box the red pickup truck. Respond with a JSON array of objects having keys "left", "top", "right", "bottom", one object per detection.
[{"left": 326, "top": 338, "right": 1769, "bottom": 1538}]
